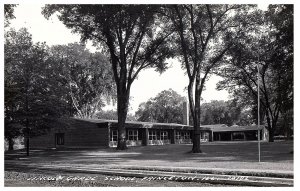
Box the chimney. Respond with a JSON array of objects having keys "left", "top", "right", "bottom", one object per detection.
[{"left": 183, "top": 100, "right": 189, "bottom": 125}]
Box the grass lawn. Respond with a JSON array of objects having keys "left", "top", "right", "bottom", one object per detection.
[{"left": 5, "top": 141, "right": 293, "bottom": 172}]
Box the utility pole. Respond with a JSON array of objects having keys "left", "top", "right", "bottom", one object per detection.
[
  {"left": 257, "top": 63, "right": 261, "bottom": 163},
  {"left": 257, "top": 30, "right": 262, "bottom": 162}
]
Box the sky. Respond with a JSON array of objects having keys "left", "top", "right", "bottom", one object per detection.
[{"left": 6, "top": 3, "right": 273, "bottom": 114}]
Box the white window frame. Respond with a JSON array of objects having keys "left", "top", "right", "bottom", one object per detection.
[
  {"left": 184, "top": 132, "right": 190, "bottom": 139},
  {"left": 128, "top": 130, "right": 138, "bottom": 141},
  {"left": 149, "top": 130, "right": 157, "bottom": 140},
  {"left": 175, "top": 131, "right": 181, "bottom": 140},
  {"left": 160, "top": 131, "right": 168, "bottom": 140},
  {"left": 111, "top": 130, "right": 118, "bottom": 142}
]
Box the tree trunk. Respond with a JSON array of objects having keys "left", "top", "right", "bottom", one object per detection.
[
  {"left": 8, "top": 137, "right": 14, "bottom": 151},
  {"left": 192, "top": 100, "right": 202, "bottom": 153},
  {"left": 192, "top": 118, "right": 201, "bottom": 153},
  {"left": 269, "top": 127, "right": 274, "bottom": 142},
  {"left": 25, "top": 110, "right": 30, "bottom": 156},
  {"left": 268, "top": 118, "right": 278, "bottom": 142},
  {"left": 192, "top": 72, "right": 202, "bottom": 153},
  {"left": 116, "top": 91, "right": 130, "bottom": 150},
  {"left": 265, "top": 111, "right": 274, "bottom": 142}
]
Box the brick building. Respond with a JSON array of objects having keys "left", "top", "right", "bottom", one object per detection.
[{"left": 29, "top": 118, "right": 267, "bottom": 149}]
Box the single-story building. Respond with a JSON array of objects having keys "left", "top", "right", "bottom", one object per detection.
[
  {"left": 29, "top": 118, "right": 267, "bottom": 149},
  {"left": 201, "top": 124, "right": 268, "bottom": 142}
]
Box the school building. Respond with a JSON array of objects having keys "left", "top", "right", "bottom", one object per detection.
[{"left": 29, "top": 118, "right": 268, "bottom": 148}]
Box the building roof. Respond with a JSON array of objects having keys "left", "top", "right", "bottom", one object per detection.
[
  {"left": 201, "top": 124, "right": 228, "bottom": 128},
  {"left": 74, "top": 118, "right": 264, "bottom": 132},
  {"left": 75, "top": 118, "right": 194, "bottom": 130},
  {"left": 202, "top": 124, "right": 265, "bottom": 132}
]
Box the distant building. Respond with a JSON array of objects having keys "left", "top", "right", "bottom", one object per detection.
[
  {"left": 201, "top": 124, "right": 268, "bottom": 142},
  {"left": 29, "top": 118, "right": 268, "bottom": 149}
]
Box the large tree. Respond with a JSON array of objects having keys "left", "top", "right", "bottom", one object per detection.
[
  {"left": 200, "top": 100, "right": 241, "bottom": 126},
  {"left": 49, "top": 43, "right": 116, "bottom": 118},
  {"left": 42, "top": 5, "right": 174, "bottom": 149},
  {"left": 167, "top": 5, "right": 255, "bottom": 152},
  {"left": 4, "top": 28, "right": 69, "bottom": 152},
  {"left": 216, "top": 5, "right": 293, "bottom": 142},
  {"left": 135, "top": 89, "right": 185, "bottom": 124}
]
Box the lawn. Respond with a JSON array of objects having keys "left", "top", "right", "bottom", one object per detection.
[{"left": 5, "top": 141, "right": 293, "bottom": 173}]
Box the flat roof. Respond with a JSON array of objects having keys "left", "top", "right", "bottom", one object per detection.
[
  {"left": 74, "top": 118, "right": 264, "bottom": 132},
  {"left": 202, "top": 125, "right": 265, "bottom": 132},
  {"left": 74, "top": 118, "right": 194, "bottom": 130}
]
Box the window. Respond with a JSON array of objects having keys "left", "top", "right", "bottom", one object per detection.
[
  {"left": 128, "top": 130, "right": 138, "bottom": 141},
  {"left": 111, "top": 130, "right": 118, "bottom": 142},
  {"left": 149, "top": 130, "right": 157, "bottom": 140},
  {"left": 204, "top": 132, "right": 209, "bottom": 140},
  {"left": 55, "top": 133, "right": 64, "bottom": 145},
  {"left": 160, "top": 131, "right": 168, "bottom": 140},
  {"left": 184, "top": 132, "right": 190, "bottom": 139},
  {"left": 175, "top": 131, "right": 181, "bottom": 140}
]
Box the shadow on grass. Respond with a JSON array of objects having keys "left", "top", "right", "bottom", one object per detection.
[{"left": 5, "top": 141, "right": 293, "bottom": 171}]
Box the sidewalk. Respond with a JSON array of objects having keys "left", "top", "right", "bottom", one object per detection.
[{"left": 5, "top": 162, "right": 294, "bottom": 186}]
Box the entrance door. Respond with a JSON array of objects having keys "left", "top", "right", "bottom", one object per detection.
[{"left": 55, "top": 133, "right": 65, "bottom": 147}]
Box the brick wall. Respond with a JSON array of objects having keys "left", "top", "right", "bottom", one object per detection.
[{"left": 30, "top": 119, "right": 109, "bottom": 148}]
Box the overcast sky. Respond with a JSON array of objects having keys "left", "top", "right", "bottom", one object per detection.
[{"left": 7, "top": 3, "right": 273, "bottom": 114}]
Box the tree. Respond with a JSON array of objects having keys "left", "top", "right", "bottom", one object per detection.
[
  {"left": 135, "top": 89, "right": 185, "bottom": 124},
  {"left": 4, "top": 4, "right": 17, "bottom": 27},
  {"left": 43, "top": 5, "right": 174, "bottom": 149},
  {"left": 96, "top": 109, "right": 136, "bottom": 121},
  {"left": 200, "top": 100, "right": 241, "bottom": 126},
  {"left": 216, "top": 5, "right": 293, "bottom": 142},
  {"left": 167, "top": 5, "right": 255, "bottom": 152},
  {"left": 4, "top": 28, "right": 69, "bottom": 152},
  {"left": 267, "top": 5, "right": 293, "bottom": 139},
  {"left": 49, "top": 43, "right": 116, "bottom": 118}
]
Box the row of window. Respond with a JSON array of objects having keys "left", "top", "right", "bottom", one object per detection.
[
  {"left": 176, "top": 131, "right": 190, "bottom": 140},
  {"left": 149, "top": 130, "right": 168, "bottom": 140},
  {"left": 111, "top": 130, "right": 139, "bottom": 141},
  {"left": 110, "top": 130, "right": 193, "bottom": 142}
]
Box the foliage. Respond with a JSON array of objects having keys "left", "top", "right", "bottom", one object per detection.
[
  {"left": 4, "top": 4, "right": 17, "bottom": 27},
  {"left": 135, "top": 89, "right": 185, "bottom": 124},
  {"left": 4, "top": 28, "right": 70, "bottom": 150},
  {"left": 49, "top": 43, "right": 116, "bottom": 118},
  {"left": 96, "top": 110, "right": 136, "bottom": 121},
  {"left": 216, "top": 5, "right": 293, "bottom": 141},
  {"left": 200, "top": 100, "right": 241, "bottom": 126}
]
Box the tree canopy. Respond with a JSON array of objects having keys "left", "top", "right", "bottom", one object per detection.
[
  {"left": 49, "top": 43, "right": 116, "bottom": 118},
  {"left": 4, "top": 28, "right": 69, "bottom": 151},
  {"left": 4, "top": 4, "right": 17, "bottom": 27},
  {"left": 200, "top": 100, "right": 242, "bottom": 126},
  {"left": 216, "top": 5, "right": 293, "bottom": 141},
  {"left": 135, "top": 89, "right": 185, "bottom": 124}
]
